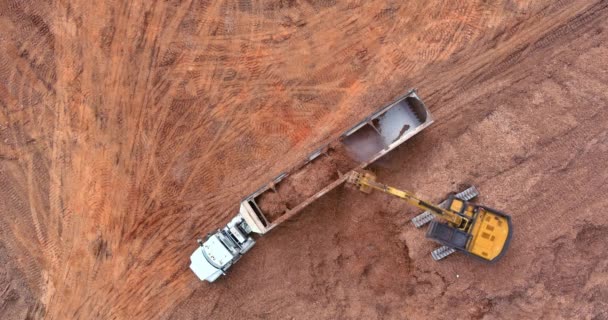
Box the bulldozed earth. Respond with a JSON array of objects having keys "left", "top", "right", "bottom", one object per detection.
[{"left": 1, "top": 1, "right": 608, "bottom": 319}]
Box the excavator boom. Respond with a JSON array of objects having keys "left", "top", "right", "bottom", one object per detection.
[
  {"left": 347, "top": 171, "right": 512, "bottom": 263},
  {"left": 347, "top": 172, "right": 465, "bottom": 226}
]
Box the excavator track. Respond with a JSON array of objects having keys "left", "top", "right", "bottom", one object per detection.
[
  {"left": 456, "top": 186, "right": 479, "bottom": 202},
  {"left": 411, "top": 186, "right": 479, "bottom": 228},
  {"left": 411, "top": 210, "right": 436, "bottom": 228},
  {"left": 431, "top": 245, "right": 456, "bottom": 261}
]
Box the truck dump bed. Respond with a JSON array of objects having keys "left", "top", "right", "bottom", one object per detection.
[
  {"left": 240, "top": 89, "right": 433, "bottom": 234},
  {"left": 190, "top": 89, "right": 434, "bottom": 282}
]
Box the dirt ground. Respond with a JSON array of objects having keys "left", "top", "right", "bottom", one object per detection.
[{"left": 1, "top": 1, "right": 607, "bottom": 319}]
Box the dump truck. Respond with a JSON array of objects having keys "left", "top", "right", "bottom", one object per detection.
[{"left": 190, "top": 89, "right": 434, "bottom": 282}]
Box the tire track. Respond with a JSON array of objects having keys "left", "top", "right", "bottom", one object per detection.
[{"left": 5, "top": 0, "right": 607, "bottom": 319}]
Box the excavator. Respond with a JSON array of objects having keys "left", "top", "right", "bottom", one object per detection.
[
  {"left": 189, "top": 90, "right": 513, "bottom": 282},
  {"left": 347, "top": 171, "right": 512, "bottom": 262}
]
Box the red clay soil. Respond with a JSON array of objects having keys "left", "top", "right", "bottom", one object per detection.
[
  {"left": 328, "top": 143, "right": 361, "bottom": 174},
  {"left": 255, "top": 190, "right": 288, "bottom": 221},
  {"left": 257, "top": 154, "right": 340, "bottom": 220},
  {"left": 1, "top": 1, "right": 608, "bottom": 319},
  {"left": 257, "top": 144, "right": 359, "bottom": 221}
]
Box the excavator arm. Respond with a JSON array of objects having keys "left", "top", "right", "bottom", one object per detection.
[
  {"left": 347, "top": 171, "right": 466, "bottom": 226},
  {"left": 347, "top": 171, "right": 512, "bottom": 263}
]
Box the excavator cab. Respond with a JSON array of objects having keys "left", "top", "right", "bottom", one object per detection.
[
  {"left": 426, "top": 195, "right": 512, "bottom": 263},
  {"left": 463, "top": 205, "right": 511, "bottom": 262}
]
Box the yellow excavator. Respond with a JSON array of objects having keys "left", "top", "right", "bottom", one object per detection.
[{"left": 347, "top": 171, "right": 512, "bottom": 263}]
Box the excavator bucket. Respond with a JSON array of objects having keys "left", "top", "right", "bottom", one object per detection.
[{"left": 346, "top": 171, "right": 376, "bottom": 193}]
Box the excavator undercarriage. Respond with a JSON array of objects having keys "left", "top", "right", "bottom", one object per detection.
[{"left": 347, "top": 171, "right": 512, "bottom": 263}]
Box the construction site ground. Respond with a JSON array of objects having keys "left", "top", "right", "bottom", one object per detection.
[{"left": 1, "top": 1, "right": 607, "bottom": 319}]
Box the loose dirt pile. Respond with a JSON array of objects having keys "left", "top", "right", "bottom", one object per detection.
[
  {"left": 257, "top": 155, "right": 339, "bottom": 220},
  {"left": 255, "top": 191, "right": 287, "bottom": 221},
  {"left": 257, "top": 142, "right": 361, "bottom": 221},
  {"left": 276, "top": 156, "right": 339, "bottom": 207},
  {"left": 257, "top": 148, "right": 358, "bottom": 221},
  {"left": 328, "top": 144, "right": 361, "bottom": 174}
]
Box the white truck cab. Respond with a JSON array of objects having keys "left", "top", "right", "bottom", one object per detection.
[{"left": 189, "top": 215, "right": 255, "bottom": 282}]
